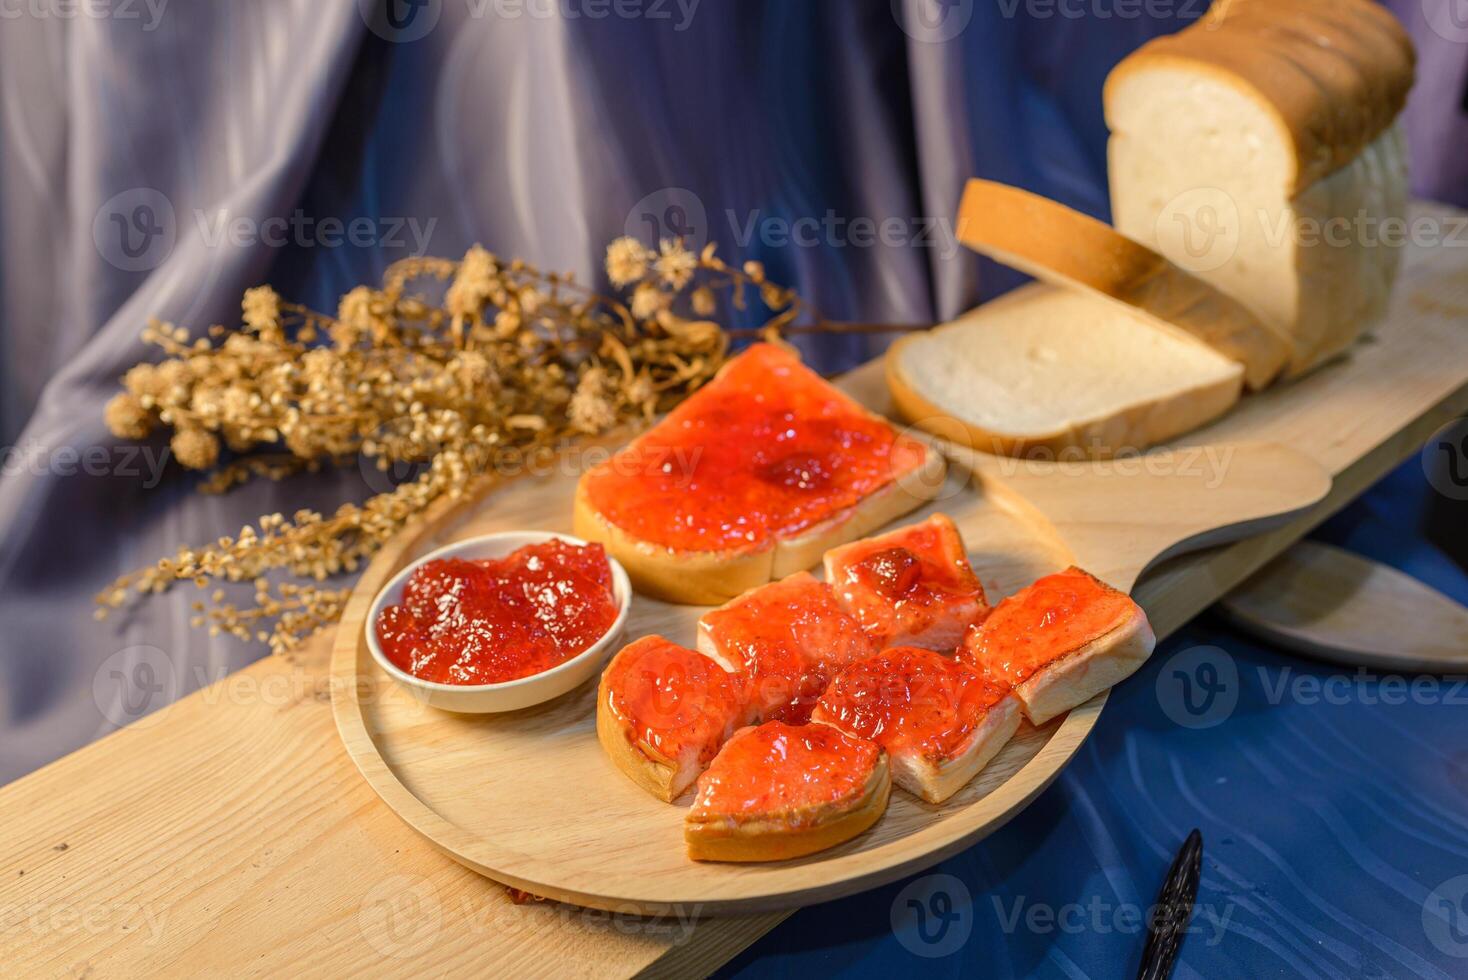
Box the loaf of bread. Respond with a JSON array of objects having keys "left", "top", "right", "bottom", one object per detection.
[{"left": 1105, "top": 0, "right": 1415, "bottom": 375}]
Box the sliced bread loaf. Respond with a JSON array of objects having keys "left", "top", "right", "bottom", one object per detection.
[
  {"left": 886, "top": 284, "right": 1244, "bottom": 458},
  {"left": 955, "top": 179, "right": 1291, "bottom": 390},
  {"left": 1104, "top": 0, "right": 1414, "bottom": 375}
]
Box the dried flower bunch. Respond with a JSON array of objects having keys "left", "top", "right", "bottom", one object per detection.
[{"left": 98, "top": 238, "right": 805, "bottom": 653}]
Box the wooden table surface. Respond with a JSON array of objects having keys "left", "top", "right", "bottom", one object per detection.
[{"left": 3, "top": 202, "right": 1466, "bottom": 979}]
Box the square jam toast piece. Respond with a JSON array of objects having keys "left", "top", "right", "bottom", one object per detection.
[
  {"left": 697, "top": 572, "right": 879, "bottom": 725},
  {"left": 812, "top": 646, "right": 1021, "bottom": 804},
  {"left": 823, "top": 514, "right": 988, "bottom": 652},
  {"left": 959, "top": 567, "right": 1154, "bottom": 725}
]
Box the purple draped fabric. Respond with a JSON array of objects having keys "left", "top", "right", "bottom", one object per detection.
[{"left": 0, "top": 0, "right": 1462, "bottom": 784}]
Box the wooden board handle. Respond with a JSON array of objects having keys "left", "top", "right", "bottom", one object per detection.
[{"left": 955, "top": 442, "right": 1333, "bottom": 592}]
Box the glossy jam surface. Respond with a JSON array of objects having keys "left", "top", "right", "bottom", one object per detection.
[
  {"left": 581, "top": 343, "right": 930, "bottom": 553},
  {"left": 603, "top": 637, "right": 742, "bottom": 764},
  {"left": 814, "top": 647, "right": 1010, "bottom": 760},
  {"left": 375, "top": 540, "right": 619, "bottom": 685},
  {"left": 700, "top": 573, "right": 878, "bottom": 724},
  {"left": 829, "top": 516, "right": 988, "bottom": 648},
  {"left": 690, "top": 721, "right": 880, "bottom": 822},
  {"left": 960, "top": 567, "right": 1133, "bottom": 687}
]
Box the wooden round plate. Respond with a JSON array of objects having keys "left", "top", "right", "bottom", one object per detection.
[{"left": 329, "top": 455, "right": 1103, "bottom": 916}]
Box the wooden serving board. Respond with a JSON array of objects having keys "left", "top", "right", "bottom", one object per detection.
[
  {"left": 1221, "top": 540, "right": 1468, "bottom": 673},
  {"left": 329, "top": 410, "right": 1329, "bottom": 914},
  {"left": 1, "top": 201, "right": 1465, "bottom": 977}
]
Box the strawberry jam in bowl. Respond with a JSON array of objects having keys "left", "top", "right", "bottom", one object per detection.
[{"left": 366, "top": 532, "right": 632, "bottom": 713}]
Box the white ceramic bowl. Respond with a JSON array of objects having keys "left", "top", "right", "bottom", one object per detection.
[{"left": 365, "top": 531, "right": 632, "bottom": 713}]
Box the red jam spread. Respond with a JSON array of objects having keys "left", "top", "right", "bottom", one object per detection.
[
  {"left": 602, "top": 636, "right": 743, "bottom": 764},
  {"left": 375, "top": 540, "right": 619, "bottom": 685},
  {"left": 580, "top": 343, "right": 930, "bottom": 554},
  {"left": 827, "top": 515, "right": 988, "bottom": 649},
  {"left": 960, "top": 567, "right": 1134, "bottom": 687},
  {"left": 813, "top": 647, "right": 1010, "bottom": 761},
  {"left": 689, "top": 721, "right": 880, "bottom": 822},
  {"left": 699, "top": 573, "right": 878, "bottom": 725}
]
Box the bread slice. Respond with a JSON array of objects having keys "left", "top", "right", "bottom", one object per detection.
[
  {"left": 959, "top": 567, "right": 1155, "bottom": 725},
  {"left": 823, "top": 513, "right": 988, "bottom": 652},
  {"left": 811, "top": 647, "right": 1021, "bottom": 804},
  {"left": 697, "top": 571, "right": 878, "bottom": 724},
  {"left": 954, "top": 179, "right": 1290, "bottom": 390},
  {"left": 1105, "top": 0, "right": 1414, "bottom": 374},
  {"left": 576, "top": 343, "right": 946, "bottom": 605},
  {"left": 597, "top": 636, "right": 747, "bottom": 802},
  {"left": 685, "top": 721, "right": 890, "bottom": 862},
  {"left": 887, "top": 284, "right": 1244, "bottom": 458}
]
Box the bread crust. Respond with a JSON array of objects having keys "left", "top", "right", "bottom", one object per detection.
[
  {"left": 575, "top": 435, "right": 946, "bottom": 606},
  {"left": 595, "top": 678, "right": 683, "bottom": 802},
  {"left": 885, "top": 317, "right": 1242, "bottom": 459},
  {"left": 684, "top": 753, "right": 891, "bottom": 862},
  {"left": 574, "top": 481, "right": 775, "bottom": 606},
  {"left": 812, "top": 692, "right": 1022, "bottom": 805},
  {"left": 1104, "top": 0, "right": 1415, "bottom": 196},
  {"left": 955, "top": 179, "right": 1290, "bottom": 390},
  {"left": 1011, "top": 606, "right": 1156, "bottom": 726}
]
